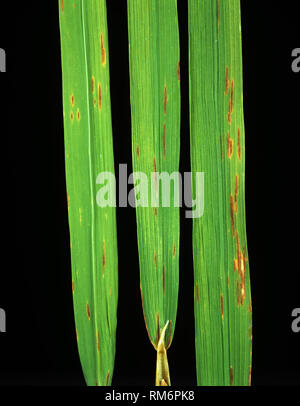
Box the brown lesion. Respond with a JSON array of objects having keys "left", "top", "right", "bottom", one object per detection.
[
  {"left": 239, "top": 248, "right": 246, "bottom": 305},
  {"left": 154, "top": 250, "right": 157, "bottom": 268},
  {"left": 105, "top": 371, "right": 110, "bottom": 386},
  {"left": 71, "top": 94, "right": 75, "bottom": 107},
  {"left": 227, "top": 80, "right": 234, "bottom": 124},
  {"left": 235, "top": 231, "right": 246, "bottom": 306},
  {"left": 136, "top": 144, "right": 139, "bottom": 159},
  {"left": 227, "top": 132, "right": 233, "bottom": 159},
  {"left": 62, "top": 0, "right": 64, "bottom": 13},
  {"left": 234, "top": 174, "right": 239, "bottom": 213},
  {"left": 86, "top": 302, "right": 91, "bottom": 319},
  {"left": 76, "top": 109, "right": 80, "bottom": 121},
  {"left": 249, "top": 366, "right": 252, "bottom": 386},
  {"left": 234, "top": 258, "right": 238, "bottom": 272},
  {"left": 100, "top": 33, "right": 106, "bottom": 66},
  {"left": 163, "top": 85, "right": 168, "bottom": 115},
  {"left": 92, "top": 76, "right": 95, "bottom": 94},
  {"left": 230, "top": 366, "right": 234, "bottom": 386},
  {"left": 172, "top": 243, "right": 176, "bottom": 257}
]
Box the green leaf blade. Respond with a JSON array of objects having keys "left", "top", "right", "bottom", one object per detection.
[
  {"left": 58, "top": 0, "right": 118, "bottom": 386},
  {"left": 189, "top": 0, "right": 252, "bottom": 386}
]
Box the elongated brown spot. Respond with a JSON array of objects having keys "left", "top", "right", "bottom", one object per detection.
[
  {"left": 236, "top": 231, "right": 240, "bottom": 270},
  {"left": 162, "top": 265, "right": 165, "bottom": 294},
  {"left": 230, "top": 80, "right": 234, "bottom": 113},
  {"left": 234, "top": 258, "right": 238, "bottom": 272},
  {"left": 227, "top": 132, "right": 233, "bottom": 159},
  {"left": 230, "top": 366, "right": 234, "bottom": 386},
  {"left": 102, "top": 240, "right": 106, "bottom": 277},
  {"left": 106, "top": 371, "right": 110, "bottom": 385},
  {"left": 173, "top": 243, "right": 176, "bottom": 257},
  {"left": 240, "top": 248, "right": 246, "bottom": 305},
  {"left": 227, "top": 80, "right": 234, "bottom": 123},
  {"left": 70, "top": 111, "right": 74, "bottom": 121},
  {"left": 220, "top": 293, "right": 224, "bottom": 319},
  {"left": 177, "top": 61, "right": 180, "bottom": 81},
  {"left": 154, "top": 207, "right": 157, "bottom": 217},
  {"left": 136, "top": 144, "right": 139, "bottom": 159},
  {"left": 100, "top": 33, "right": 106, "bottom": 66},
  {"left": 230, "top": 194, "right": 235, "bottom": 235},
  {"left": 98, "top": 83, "right": 102, "bottom": 111},
  {"left": 237, "top": 128, "right": 241, "bottom": 160},
  {"left": 67, "top": 193, "right": 70, "bottom": 210},
  {"left": 196, "top": 283, "right": 199, "bottom": 303},
  {"left": 225, "top": 67, "right": 229, "bottom": 95},
  {"left": 154, "top": 251, "right": 157, "bottom": 268},
  {"left": 163, "top": 123, "right": 166, "bottom": 158},
  {"left": 62, "top": 0, "right": 64, "bottom": 12},
  {"left": 96, "top": 329, "right": 100, "bottom": 354},
  {"left": 249, "top": 366, "right": 252, "bottom": 386},
  {"left": 163, "top": 85, "right": 167, "bottom": 115},
  {"left": 92, "top": 76, "right": 95, "bottom": 93},
  {"left": 234, "top": 175, "right": 239, "bottom": 212},
  {"left": 71, "top": 94, "right": 74, "bottom": 107},
  {"left": 86, "top": 302, "right": 91, "bottom": 319},
  {"left": 227, "top": 111, "right": 231, "bottom": 124},
  {"left": 77, "top": 109, "right": 80, "bottom": 121},
  {"left": 153, "top": 156, "right": 157, "bottom": 173}
]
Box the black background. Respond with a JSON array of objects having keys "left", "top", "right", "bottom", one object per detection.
[{"left": 0, "top": 0, "right": 299, "bottom": 387}]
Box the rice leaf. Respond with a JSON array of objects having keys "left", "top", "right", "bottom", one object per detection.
[
  {"left": 58, "top": 0, "right": 118, "bottom": 386},
  {"left": 127, "top": 0, "right": 180, "bottom": 385},
  {"left": 189, "top": 0, "right": 252, "bottom": 386}
]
